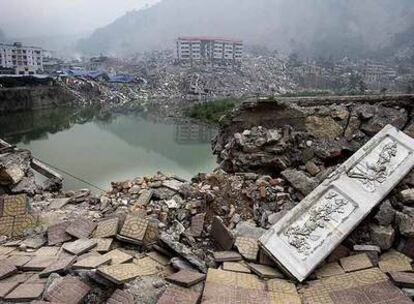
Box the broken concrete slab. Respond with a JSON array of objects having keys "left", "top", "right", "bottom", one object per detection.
[
  {"left": 94, "top": 217, "right": 119, "bottom": 238},
  {"left": 0, "top": 260, "right": 18, "bottom": 279},
  {"left": 165, "top": 270, "right": 206, "bottom": 287},
  {"left": 248, "top": 263, "right": 284, "bottom": 279},
  {"left": 260, "top": 125, "right": 414, "bottom": 281},
  {"left": 303, "top": 268, "right": 412, "bottom": 304},
  {"left": 4, "top": 283, "right": 44, "bottom": 302},
  {"left": 157, "top": 285, "right": 201, "bottom": 304},
  {"left": 234, "top": 236, "right": 259, "bottom": 261},
  {"left": 222, "top": 262, "right": 251, "bottom": 274},
  {"left": 5, "top": 255, "right": 32, "bottom": 268},
  {"left": 213, "top": 251, "right": 242, "bottom": 262},
  {"left": 162, "top": 179, "right": 184, "bottom": 192},
  {"left": 21, "top": 255, "right": 58, "bottom": 271},
  {"left": 48, "top": 221, "right": 72, "bottom": 246},
  {"left": 117, "top": 215, "right": 148, "bottom": 244},
  {"left": 39, "top": 255, "right": 76, "bottom": 278},
  {"left": 315, "top": 262, "right": 346, "bottom": 278},
  {"left": 107, "top": 289, "right": 134, "bottom": 304},
  {"left": 0, "top": 281, "right": 20, "bottom": 299},
  {"left": 45, "top": 276, "right": 90, "bottom": 304},
  {"left": 102, "top": 249, "right": 133, "bottom": 265},
  {"left": 73, "top": 253, "right": 111, "bottom": 269},
  {"left": 97, "top": 263, "right": 147, "bottom": 284},
  {"left": 146, "top": 251, "right": 170, "bottom": 266},
  {"left": 190, "top": 213, "right": 205, "bottom": 237},
  {"left": 210, "top": 216, "right": 234, "bottom": 250},
  {"left": 378, "top": 250, "right": 413, "bottom": 273},
  {"left": 47, "top": 197, "right": 71, "bottom": 210},
  {"left": 62, "top": 239, "right": 97, "bottom": 255},
  {"left": 65, "top": 218, "right": 97, "bottom": 239},
  {"left": 339, "top": 253, "right": 374, "bottom": 272},
  {"left": 389, "top": 271, "right": 414, "bottom": 288}
]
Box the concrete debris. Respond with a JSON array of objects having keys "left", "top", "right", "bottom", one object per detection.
[{"left": 2, "top": 96, "right": 414, "bottom": 302}]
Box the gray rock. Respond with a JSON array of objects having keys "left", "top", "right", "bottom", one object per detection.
[
  {"left": 374, "top": 200, "right": 395, "bottom": 226},
  {"left": 281, "top": 169, "right": 318, "bottom": 196},
  {"left": 233, "top": 221, "right": 266, "bottom": 240},
  {"left": 400, "top": 189, "right": 414, "bottom": 205},
  {"left": 369, "top": 224, "right": 395, "bottom": 250},
  {"left": 396, "top": 212, "right": 414, "bottom": 237}
]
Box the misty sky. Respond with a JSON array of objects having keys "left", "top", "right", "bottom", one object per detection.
[{"left": 0, "top": 0, "right": 160, "bottom": 38}]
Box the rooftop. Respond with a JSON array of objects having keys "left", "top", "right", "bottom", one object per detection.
[{"left": 178, "top": 36, "right": 242, "bottom": 43}]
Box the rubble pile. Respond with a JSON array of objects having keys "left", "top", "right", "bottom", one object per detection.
[{"left": 3, "top": 96, "right": 414, "bottom": 302}]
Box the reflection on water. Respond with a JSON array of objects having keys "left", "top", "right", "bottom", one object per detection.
[{"left": 0, "top": 107, "right": 217, "bottom": 190}]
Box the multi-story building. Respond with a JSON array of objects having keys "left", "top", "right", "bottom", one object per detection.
[
  {"left": 177, "top": 36, "right": 243, "bottom": 65},
  {"left": 0, "top": 42, "right": 44, "bottom": 75}
]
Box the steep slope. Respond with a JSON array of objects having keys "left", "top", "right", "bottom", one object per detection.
[{"left": 78, "top": 0, "right": 414, "bottom": 57}]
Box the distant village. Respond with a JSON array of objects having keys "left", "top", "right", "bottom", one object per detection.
[{"left": 1, "top": 36, "right": 414, "bottom": 94}]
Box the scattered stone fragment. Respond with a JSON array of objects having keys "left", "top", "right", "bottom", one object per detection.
[
  {"left": 234, "top": 221, "right": 266, "bottom": 239},
  {"left": 94, "top": 217, "right": 119, "bottom": 238},
  {"left": 213, "top": 251, "right": 242, "bottom": 262},
  {"left": 22, "top": 255, "right": 58, "bottom": 271},
  {"left": 143, "top": 219, "right": 160, "bottom": 246},
  {"left": 0, "top": 260, "right": 18, "bottom": 279},
  {"left": 48, "top": 221, "right": 72, "bottom": 246},
  {"left": 97, "top": 263, "right": 148, "bottom": 284},
  {"left": 157, "top": 285, "right": 201, "bottom": 304},
  {"left": 162, "top": 179, "right": 184, "bottom": 191},
  {"left": 210, "top": 216, "right": 234, "bottom": 250},
  {"left": 45, "top": 276, "right": 91, "bottom": 304},
  {"left": 396, "top": 212, "right": 414, "bottom": 237},
  {"left": 234, "top": 236, "right": 259, "bottom": 261},
  {"left": 398, "top": 238, "right": 414, "bottom": 259},
  {"left": 117, "top": 215, "right": 148, "bottom": 244},
  {"left": 48, "top": 198, "right": 71, "bottom": 210},
  {"left": 378, "top": 250, "right": 413, "bottom": 273},
  {"left": 107, "top": 289, "right": 134, "bottom": 304},
  {"left": 4, "top": 283, "right": 44, "bottom": 302},
  {"left": 315, "top": 262, "right": 346, "bottom": 279},
  {"left": 305, "top": 161, "right": 320, "bottom": 176},
  {"left": 62, "top": 239, "right": 97, "bottom": 255},
  {"left": 374, "top": 200, "right": 395, "bottom": 226},
  {"left": 21, "top": 235, "right": 46, "bottom": 249},
  {"left": 222, "top": 262, "right": 251, "bottom": 274},
  {"left": 137, "top": 189, "right": 154, "bottom": 205},
  {"left": 281, "top": 169, "right": 318, "bottom": 196},
  {"left": 35, "top": 246, "right": 60, "bottom": 256},
  {"left": 400, "top": 189, "right": 414, "bottom": 204},
  {"left": 327, "top": 244, "right": 350, "bottom": 262},
  {"left": 147, "top": 251, "right": 170, "bottom": 266},
  {"left": 389, "top": 271, "right": 414, "bottom": 288},
  {"left": 165, "top": 270, "right": 206, "bottom": 287},
  {"left": 369, "top": 224, "right": 395, "bottom": 250},
  {"left": 39, "top": 255, "right": 77, "bottom": 278},
  {"left": 73, "top": 253, "right": 111, "bottom": 269},
  {"left": 103, "top": 249, "right": 133, "bottom": 265},
  {"left": 160, "top": 233, "right": 207, "bottom": 273},
  {"left": 93, "top": 238, "right": 113, "bottom": 253},
  {"left": 340, "top": 253, "right": 373, "bottom": 272},
  {"left": 353, "top": 244, "right": 381, "bottom": 254},
  {"left": 190, "top": 213, "right": 205, "bottom": 237},
  {"left": 248, "top": 263, "right": 284, "bottom": 279},
  {"left": 66, "top": 218, "right": 97, "bottom": 239}
]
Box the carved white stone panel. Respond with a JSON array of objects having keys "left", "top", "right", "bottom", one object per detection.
[{"left": 259, "top": 125, "right": 414, "bottom": 282}]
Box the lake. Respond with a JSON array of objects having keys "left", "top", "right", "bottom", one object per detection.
[{"left": 0, "top": 107, "right": 217, "bottom": 191}]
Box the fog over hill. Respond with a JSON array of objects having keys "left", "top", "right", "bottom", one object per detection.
[{"left": 78, "top": 0, "right": 414, "bottom": 58}]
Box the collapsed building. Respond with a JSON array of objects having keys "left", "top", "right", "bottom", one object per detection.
[{"left": 1, "top": 95, "right": 414, "bottom": 303}]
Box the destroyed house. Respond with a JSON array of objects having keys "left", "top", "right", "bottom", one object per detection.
[{"left": 177, "top": 36, "right": 243, "bottom": 65}]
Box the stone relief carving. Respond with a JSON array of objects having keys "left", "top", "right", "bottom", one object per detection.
[
  {"left": 348, "top": 141, "right": 398, "bottom": 192},
  {"left": 284, "top": 191, "right": 349, "bottom": 255}
]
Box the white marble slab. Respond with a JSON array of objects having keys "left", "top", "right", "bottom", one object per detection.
[{"left": 259, "top": 125, "right": 414, "bottom": 282}]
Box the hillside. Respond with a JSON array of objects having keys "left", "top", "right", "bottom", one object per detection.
[{"left": 78, "top": 0, "right": 414, "bottom": 58}]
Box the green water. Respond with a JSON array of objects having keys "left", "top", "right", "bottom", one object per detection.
[{"left": 0, "top": 108, "right": 217, "bottom": 191}]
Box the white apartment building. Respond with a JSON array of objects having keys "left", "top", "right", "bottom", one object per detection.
[
  {"left": 177, "top": 36, "right": 243, "bottom": 65},
  {"left": 0, "top": 42, "right": 44, "bottom": 75}
]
